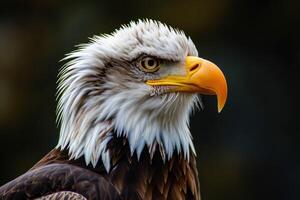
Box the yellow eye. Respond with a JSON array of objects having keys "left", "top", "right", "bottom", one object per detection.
[{"left": 139, "top": 57, "right": 160, "bottom": 72}]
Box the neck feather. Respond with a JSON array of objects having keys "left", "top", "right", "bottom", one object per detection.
[{"left": 56, "top": 88, "right": 200, "bottom": 171}]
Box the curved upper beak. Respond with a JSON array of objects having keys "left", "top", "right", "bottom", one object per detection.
[{"left": 147, "top": 56, "right": 228, "bottom": 112}]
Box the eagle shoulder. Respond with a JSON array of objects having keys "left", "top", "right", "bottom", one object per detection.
[{"left": 0, "top": 163, "right": 120, "bottom": 200}]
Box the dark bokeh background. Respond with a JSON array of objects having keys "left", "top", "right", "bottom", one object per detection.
[{"left": 0, "top": 0, "right": 299, "bottom": 199}]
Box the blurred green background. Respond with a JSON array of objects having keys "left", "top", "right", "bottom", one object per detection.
[{"left": 0, "top": 0, "right": 299, "bottom": 199}]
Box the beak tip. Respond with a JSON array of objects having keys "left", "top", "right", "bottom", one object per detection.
[
  {"left": 217, "top": 94, "right": 227, "bottom": 113},
  {"left": 217, "top": 105, "right": 223, "bottom": 113}
]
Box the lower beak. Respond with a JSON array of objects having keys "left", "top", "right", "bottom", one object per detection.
[{"left": 146, "top": 56, "right": 228, "bottom": 112}]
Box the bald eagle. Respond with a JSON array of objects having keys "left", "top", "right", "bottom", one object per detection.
[{"left": 0, "top": 20, "right": 227, "bottom": 200}]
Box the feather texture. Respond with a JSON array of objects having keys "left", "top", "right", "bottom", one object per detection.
[
  {"left": 0, "top": 136, "right": 200, "bottom": 200},
  {"left": 34, "top": 191, "right": 87, "bottom": 200}
]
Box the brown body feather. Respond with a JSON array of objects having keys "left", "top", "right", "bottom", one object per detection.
[{"left": 0, "top": 136, "right": 200, "bottom": 200}]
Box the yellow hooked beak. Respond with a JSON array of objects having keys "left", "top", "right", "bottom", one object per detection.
[{"left": 147, "top": 56, "right": 228, "bottom": 112}]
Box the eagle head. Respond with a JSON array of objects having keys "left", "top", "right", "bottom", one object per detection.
[{"left": 56, "top": 19, "right": 227, "bottom": 171}]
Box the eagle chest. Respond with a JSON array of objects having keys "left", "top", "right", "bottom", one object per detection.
[{"left": 107, "top": 149, "right": 201, "bottom": 200}]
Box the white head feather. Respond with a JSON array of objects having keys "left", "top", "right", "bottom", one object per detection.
[{"left": 56, "top": 19, "right": 201, "bottom": 172}]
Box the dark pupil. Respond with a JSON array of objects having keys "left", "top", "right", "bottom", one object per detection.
[{"left": 147, "top": 59, "right": 155, "bottom": 67}]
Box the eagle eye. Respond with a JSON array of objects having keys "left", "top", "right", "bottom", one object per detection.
[{"left": 139, "top": 57, "right": 160, "bottom": 72}]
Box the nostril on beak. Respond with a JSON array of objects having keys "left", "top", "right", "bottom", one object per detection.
[{"left": 190, "top": 63, "right": 200, "bottom": 72}]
